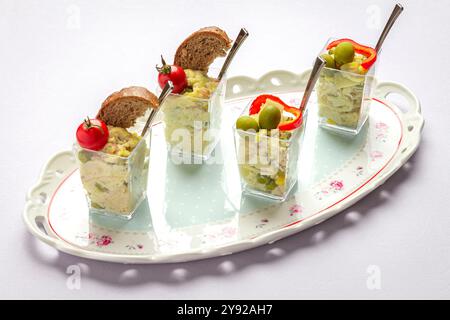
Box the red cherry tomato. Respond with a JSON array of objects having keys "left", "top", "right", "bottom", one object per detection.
[
  {"left": 76, "top": 118, "right": 109, "bottom": 151},
  {"left": 156, "top": 55, "right": 187, "bottom": 94}
]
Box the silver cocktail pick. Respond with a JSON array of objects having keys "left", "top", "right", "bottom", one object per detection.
[
  {"left": 375, "top": 3, "right": 404, "bottom": 52},
  {"left": 141, "top": 81, "right": 174, "bottom": 137},
  {"left": 299, "top": 56, "right": 326, "bottom": 112},
  {"left": 218, "top": 28, "right": 249, "bottom": 81}
]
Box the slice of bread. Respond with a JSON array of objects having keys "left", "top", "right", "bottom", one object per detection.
[
  {"left": 174, "top": 26, "right": 232, "bottom": 72},
  {"left": 96, "top": 86, "right": 159, "bottom": 128}
]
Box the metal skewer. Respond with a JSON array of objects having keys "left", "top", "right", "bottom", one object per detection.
[
  {"left": 299, "top": 56, "right": 326, "bottom": 112},
  {"left": 375, "top": 3, "right": 404, "bottom": 52},
  {"left": 218, "top": 28, "right": 249, "bottom": 81},
  {"left": 141, "top": 81, "right": 174, "bottom": 137}
]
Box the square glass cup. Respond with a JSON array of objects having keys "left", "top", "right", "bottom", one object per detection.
[
  {"left": 233, "top": 102, "right": 307, "bottom": 201},
  {"left": 316, "top": 38, "right": 378, "bottom": 136},
  {"left": 73, "top": 129, "right": 151, "bottom": 220},
  {"left": 160, "top": 68, "right": 226, "bottom": 161}
]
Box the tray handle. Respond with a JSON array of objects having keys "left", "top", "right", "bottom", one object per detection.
[
  {"left": 23, "top": 202, "right": 59, "bottom": 247},
  {"left": 375, "top": 81, "right": 424, "bottom": 133},
  {"left": 23, "top": 151, "right": 78, "bottom": 247}
]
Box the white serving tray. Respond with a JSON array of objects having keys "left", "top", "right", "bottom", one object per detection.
[{"left": 23, "top": 70, "right": 424, "bottom": 264}]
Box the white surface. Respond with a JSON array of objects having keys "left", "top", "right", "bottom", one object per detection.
[{"left": 1, "top": 0, "right": 449, "bottom": 299}]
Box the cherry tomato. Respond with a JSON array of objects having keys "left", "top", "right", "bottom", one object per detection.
[
  {"left": 76, "top": 118, "right": 109, "bottom": 151},
  {"left": 156, "top": 55, "right": 187, "bottom": 94}
]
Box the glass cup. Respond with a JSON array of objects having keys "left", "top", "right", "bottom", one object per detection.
[
  {"left": 73, "top": 130, "right": 151, "bottom": 219},
  {"left": 160, "top": 69, "right": 226, "bottom": 161},
  {"left": 233, "top": 103, "right": 307, "bottom": 201},
  {"left": 316, "top": 38, "right": 378, "bottom": 136}
]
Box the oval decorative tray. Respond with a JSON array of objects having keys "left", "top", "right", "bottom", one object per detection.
[{"left": 23, "top": 70, "right": 423, "bottom": 264}]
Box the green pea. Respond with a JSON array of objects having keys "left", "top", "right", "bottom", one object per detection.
[
  {"left": 321, "top": 53, "right": 336, "bottom": 69},
  {"left": 258, "top": 104, "right": 281, "bottom": 130},
  {"left": 334, "top": 42, "right": 355, "bottom": 67},
  {"left": 266, "top": 180, "right": 278, "bottom": 191},
  {"left": 236, "top": 115, "right": 259, "bottom": 132},
  {"left": 257, "top": 175, "right": 270, "bottom": 184}
]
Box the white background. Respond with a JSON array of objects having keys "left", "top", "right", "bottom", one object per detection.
[{"left": 1, "top": 0, "right": 449, "bottom": 299}]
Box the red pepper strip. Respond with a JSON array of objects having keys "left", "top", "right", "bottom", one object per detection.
[
  {"left": 278, "top": 106, "right": 302, "bottom": 131},
  {"left": 327, "top": 38, "right": 377, "bottom": 70},
  {"left": 249, "top": 94, "right": 287, "bottom": 115},
  {"left": 249, "top": 94, "right": 303, "bottom": 131}
]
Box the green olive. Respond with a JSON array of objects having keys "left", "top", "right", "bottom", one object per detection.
[
  {"left": 258, "top": 104, "right": 281, "bottom": 130},
  {"left": 321, "top": 53, "right": 336, "bottom": 69},
  {"left": 236, "top": 115, "right": 259, "bottom": 132},
  {"left": 334, "top": 42, "right": 355, "bottom": 67}
]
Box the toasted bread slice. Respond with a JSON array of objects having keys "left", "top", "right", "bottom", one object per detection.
[
  {"left": 97, "top": 86, "right": 159, "bottom": 128},
  {"left": 174, "top": 26, "right": 232, "bottom": 72}
]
